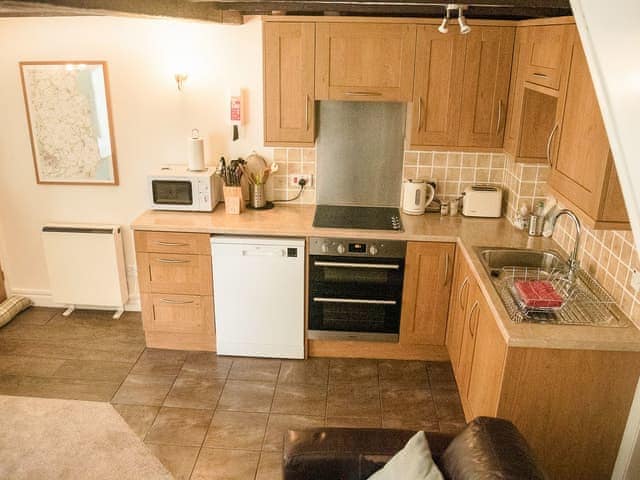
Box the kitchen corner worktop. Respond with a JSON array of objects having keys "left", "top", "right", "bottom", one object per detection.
[{"left": 131, "top": 205, "right": 640, "bottom": 352}]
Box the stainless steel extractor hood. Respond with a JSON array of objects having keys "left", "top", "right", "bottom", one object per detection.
[{"left": 316, "top": 101, "right": 406, "bottom": 207}]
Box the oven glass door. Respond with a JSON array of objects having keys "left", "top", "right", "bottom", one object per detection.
[
  {"left": 152, "top": 180, "right": 194, "bottom": 206},
  {"left": 309, "top": 255, "right": 404, "bottom": 334}
]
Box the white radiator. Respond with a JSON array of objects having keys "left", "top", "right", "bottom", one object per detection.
[{"left": 42, "top": 224, "right": 128, "bottom": 319}]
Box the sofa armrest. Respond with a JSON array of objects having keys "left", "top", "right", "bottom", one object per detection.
[{"left": 283, "top": 427, "right": 455, "bottom": 480}]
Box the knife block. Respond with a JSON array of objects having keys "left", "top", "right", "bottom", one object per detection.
[{"left": 223, "top": 186, "right": 244, "bottom": 214}]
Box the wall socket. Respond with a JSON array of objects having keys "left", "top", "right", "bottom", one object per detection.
[
  {"left": 290, "top": 174, "right": 313, "bottom": 187},
  {"left": 631, "top": 270, "right": 640, "bottom": 292}
]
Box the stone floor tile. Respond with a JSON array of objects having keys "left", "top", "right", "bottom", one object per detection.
[
  {"left": 145, "top": 407, "right": 213, "bottom": 447},
  {"left": 111, "top": 374, "right": 175, "bottom": 406},
  {"left": 325, "top": 416, "right": 382, "bottom": 428},
  {"left": 191, "top": 448, "right": 260, "bottom": 480},
  {"left": 217, "top": 380, "right": 275, "bottom": 413},
  {"left": 145, "top": 443, "right": 200, "bottom": 480},
  {"left": 327, "top": 383, "right": 381, "bottom": 418},
  {"left": 228, "top": 358, "right": 281, "bottom": 383},
  {"left": 0, "top": 355, "right": 64, "bottom": 377},
  {"left": 271, "top": 383, "right": 327, "bottom": 416},
  {"left": 426, "top": 361, "right": 458, "bottom": 391},
  {"left": 378, "top": 360, "right": 429, "bottom": 387},
  {"left": 112, "top": 404, "right": 160, "bottom": 438},
  {"left": 204, "top": 410, "right": 268, "bottom": 451},
  {"left": 52, "top": 359, "right": 132, "bottom": 383},
  {"left": 278, "top": 358, "right": 329, "bottom": 385},
  {"left": 329, "top": 358, "right": 379, "bottom": 385},
  {"left": 130, "top": 348, "right": 188, "bottom": 376},
  {"left": 163, "top": 371, "right": 225, "bottom": 410},
  {"left": 182, "top": 352, "right": 233, "bottom": 379},
  {"left": 0, "top": 374, "right": 120, "bottom": 401},
  {"left": 263, "top": 414, "right": 324, "bottom": 452},
  {"left": 256, "top": 451, "right": 283, "bottom": 480}
]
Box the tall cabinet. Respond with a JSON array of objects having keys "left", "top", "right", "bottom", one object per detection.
[{"left": 263, "top": 22, "right": 315, "bottom": 146}]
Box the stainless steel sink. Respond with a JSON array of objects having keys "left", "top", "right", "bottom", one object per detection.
[{"left": 474, "top": 246, "right": 627, "bottom": 327}]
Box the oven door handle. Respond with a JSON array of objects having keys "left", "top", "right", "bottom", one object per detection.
[
  {"left": 313, "top": 261, "right": 400, "bottom": 270},
  {"left": 313, "top": 297, "right": 397, "bottom": 305}
]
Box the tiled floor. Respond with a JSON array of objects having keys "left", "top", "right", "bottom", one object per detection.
[{"left": 0, "top": 307, "right": 466, "bottom": 480}]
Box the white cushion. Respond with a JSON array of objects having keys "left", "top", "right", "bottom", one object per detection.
[{"left": 368, "top": 431, "right": 444, "bottom": 480}]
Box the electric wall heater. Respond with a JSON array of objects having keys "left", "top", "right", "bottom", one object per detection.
[{"left": 41, "top": 224, "right": 128, "bottom": 319}]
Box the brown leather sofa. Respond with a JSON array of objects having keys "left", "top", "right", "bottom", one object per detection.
[{"left": 284, "top": 417, "right": 547, "bottom": 479}]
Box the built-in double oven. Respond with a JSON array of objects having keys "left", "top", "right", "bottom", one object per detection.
[{"left": 308, "top": 237, "right": 406, "bottom": 342}]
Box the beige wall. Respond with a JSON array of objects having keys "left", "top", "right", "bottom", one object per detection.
[{"left": 0, "top": 15, "right": 268, "bottom": 307}]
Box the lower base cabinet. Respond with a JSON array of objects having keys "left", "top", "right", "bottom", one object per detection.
[{"left": 447, "top": 251, "right": 640, "bottom": 479}]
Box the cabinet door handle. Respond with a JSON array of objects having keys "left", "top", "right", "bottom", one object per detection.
[
  {"left": 532, "top": 72, "right": 548, "bottom": 78},
  {"left": 468, "top": 301, "right": 479, "bottom": 337},
  {"left": 546, "top": 123, "right": 559, "bottom": 166},
  {"left": 159, "top": 298, "right": 195, "bottom": 305},
  {"left": 305, "top": 94, "right": 310, "bottom": 131},
  {"left": 158, "top": 258, "right": 190, "bottom": 264},
  {"left": 156, "top": 241, "right": 188, "bottom": 247},
  {"left": 496, "top": 100, "right": 504, "bottom": 134},
  {"left": 345, "top": 91, "right": 383, "bottom": 97},
  {"left": 458, "top": 277, "right": 470, "bottom": 309},
  {"left": 443, "top": 252, "right": 450, "bottom": 286},
  {"left": 417, "top": 97, "right": 424, "bottom": 131}
]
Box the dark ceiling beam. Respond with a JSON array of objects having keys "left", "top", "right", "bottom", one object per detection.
[{"left": 0, "top": 0, "right": 242, "bottom": 23}]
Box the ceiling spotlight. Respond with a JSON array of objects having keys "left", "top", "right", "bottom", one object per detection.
[
  {"left": 438, "top": 7, "right": 450, "bottom": 33},
  {"left": 458, "top": 6, "right": 471, "bottom": 34}
]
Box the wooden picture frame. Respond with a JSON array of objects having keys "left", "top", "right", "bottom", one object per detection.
[{"left": 19, "top": 61, "right": 119, "bottom": 185}]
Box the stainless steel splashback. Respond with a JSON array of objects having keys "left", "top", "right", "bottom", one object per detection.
[{"left": 316, "top": 101, "right": 406, "bottom": 207}]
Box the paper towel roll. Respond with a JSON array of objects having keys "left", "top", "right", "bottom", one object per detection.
[{"left": 188, "top": 129, "right": 205, "bottom": 171}]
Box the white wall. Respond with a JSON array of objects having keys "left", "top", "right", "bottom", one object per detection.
[{"left": 0, "top": 15, "right": 266, "bottom": 308}]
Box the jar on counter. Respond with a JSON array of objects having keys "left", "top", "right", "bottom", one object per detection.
[
  {"left": 440, "top": 201, "right": 449, "bottom": 216},
  {"left": 449, "top": 198, "right": 460, "bottom": 216}
]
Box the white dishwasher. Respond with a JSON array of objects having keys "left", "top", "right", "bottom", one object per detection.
[{"left": 211, "top": 236, "right": 305, "bottom": 359}]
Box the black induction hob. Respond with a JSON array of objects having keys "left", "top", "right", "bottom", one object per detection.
[{"left": 313, "top": 205, "right": 402, "bottom": 231}]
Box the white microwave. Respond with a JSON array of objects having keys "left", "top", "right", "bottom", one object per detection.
[{"left": 148, "top": 165, "right": 218, "bottom": 212}]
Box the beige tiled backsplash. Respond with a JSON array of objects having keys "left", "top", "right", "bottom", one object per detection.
[
  {"left": 265, "top": 148, "right": 317, "bottom": 205},
  {"left": 502, "top": 154, "right": 550, "bottom": 222},
  {"left": 402, "top": 150, "right": 506, "bottom": 200}
]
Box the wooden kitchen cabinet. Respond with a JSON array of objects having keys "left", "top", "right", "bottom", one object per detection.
[
  {"left": 458, "top": 26, "right": 515, "bottom": 148},
  {"left": 315, "top": 22, "right": 417, "bottom": 102},
  {"left": 410, "top": 27, "right": 465, "bottom": 147},
  {"left": 523, "top": 24, "right": 574, "bottom": 91},
  {"left": 135, "top": 231, "right": 215, "bottom": 351},
  {"left": 400, "top": 242, "right": 455, "bottom": 346},
  {"left": 548, "top": 39, "right": 629, "bottom": 229},
  {"left": 445, "top": 249, "right": 475, "bottom": 371},
  {"left": 263, "top": 22, "right": 315, "bottom": 146}
]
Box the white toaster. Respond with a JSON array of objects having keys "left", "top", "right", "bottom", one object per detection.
[{"left": 462, "top": 185, "right": 503, "bottom": 218}]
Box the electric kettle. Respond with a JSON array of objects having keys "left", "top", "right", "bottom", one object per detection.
[{"left": 402, "top": 179, "right": 435, "bottom": 215}]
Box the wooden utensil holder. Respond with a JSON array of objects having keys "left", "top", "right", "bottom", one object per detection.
[{"left": 223, "top": 186, "right": 245, "bottom": 214}]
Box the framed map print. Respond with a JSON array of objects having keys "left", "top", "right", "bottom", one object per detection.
[{"left": 19, "top": 61, "right": 118, "bottom": 185}]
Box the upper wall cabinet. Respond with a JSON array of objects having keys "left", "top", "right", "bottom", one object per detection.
[
  {"left": 263, "top": 22, "right": 315, "bottom": 146},
  {"left": 549, "top": 39, "right": 629, "bottom": 229},
  {"left": 409, "top": 26, "right": 514, "bottom": 150},
  {"left": 411, "top": 27, "right": 466, "bottom": 147},
  {"left": 524, "top": 24, "right": 574, "bottom": 91},
  {"left": 315, "top": 23, "right": 417, "bottom": 102},
  {"left": 458, "top": 26, "right": 515, "bottom": 148}
]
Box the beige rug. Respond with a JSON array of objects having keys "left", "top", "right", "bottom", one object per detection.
[{"left": 0, "top": 395, "right": 172, "bottom": 480}]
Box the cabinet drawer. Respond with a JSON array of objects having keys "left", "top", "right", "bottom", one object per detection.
[
  {"left": 524, "top": 25, "right": 573, "bottom": 91},
  {"left": 134, "top": 230, "right": 210, "bottom": 255},
  {"left": 142, "top": 293, "right": 214, "bottom": 335},
  {"left": 137, "top": 252, "right": 212, "bottom": 295}
]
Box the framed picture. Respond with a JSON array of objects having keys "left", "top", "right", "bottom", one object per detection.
[{"left": 19, "top": 61, "right": 119, "bottom": 185}]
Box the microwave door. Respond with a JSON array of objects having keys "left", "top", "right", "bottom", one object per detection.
[{"left": 152, "top": 180, "right": 193, "bottom": 206}]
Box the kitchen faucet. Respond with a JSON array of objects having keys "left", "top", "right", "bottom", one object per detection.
[{"left": 551, "top": 209, "right": 582, "bottom": 281}]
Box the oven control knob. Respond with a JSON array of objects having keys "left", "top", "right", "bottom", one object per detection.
[
  {"left": 337, "top": 244, "right": 346, "bottom": 254},
  {"left": 321, "top": 242, "right": 330, "bottom": 253},
  {"left": 369, "top": 245, "right": 379, "bottom": 256}
]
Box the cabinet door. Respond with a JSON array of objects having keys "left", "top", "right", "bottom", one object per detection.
[
  {"left": 459, "top": 26, "right": 515, "bottom": 148},
  {"left": 142, "top": 293, "right": 214, "bottom": 335},
  {"left": 524, "top": 24, "right": 573, "bottom": 90},
  {"left": 264, "top": 22, "right": 315, "bottom": 145},
  {"left": 410, "top": 27, "right": 465, "bottom": 147},
  {"left": 503, "top": 27, "right": 529, "bottom": 157},
  {"left": 466, "top": 292, "right": 507, "bottom": 417},
  {"left": 455, "top": 283, "right": 480, "bottom": 400},
  {"left": 445, "top": 252, "right": 474, "bottom": 370},
  {"left": 549, "top": 40, "right": 628, "bottom": 226},
  {"left": 315, "top": 23, "right": 416, "bottom": 102},
  {"left": 400, "top": 242, "right": 455, "bottom": 346}
]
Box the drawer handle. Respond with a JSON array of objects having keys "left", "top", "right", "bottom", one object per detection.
[
  {"left": 532, "top": 72, "right": 548, "bottom": 78},
  {"left": 159, "top": 298, "right": 195, "bottom": 305},
  {"left": 158, "top": 258, "right": 190, "bottom": 264},
  {"left": 156, "top": 241, "right": 188, "bottom": 247},
  {"left": 345, "top": 91, "right": 383, "bottom": 97}
]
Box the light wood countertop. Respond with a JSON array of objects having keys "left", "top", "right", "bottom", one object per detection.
[{"left": 132, "top": 205, "right": 640, "bottom": 352}]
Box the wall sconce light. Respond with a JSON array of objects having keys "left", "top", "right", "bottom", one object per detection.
[{"left": 174, "top": 73, "right": 188, "bottom": 91}]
